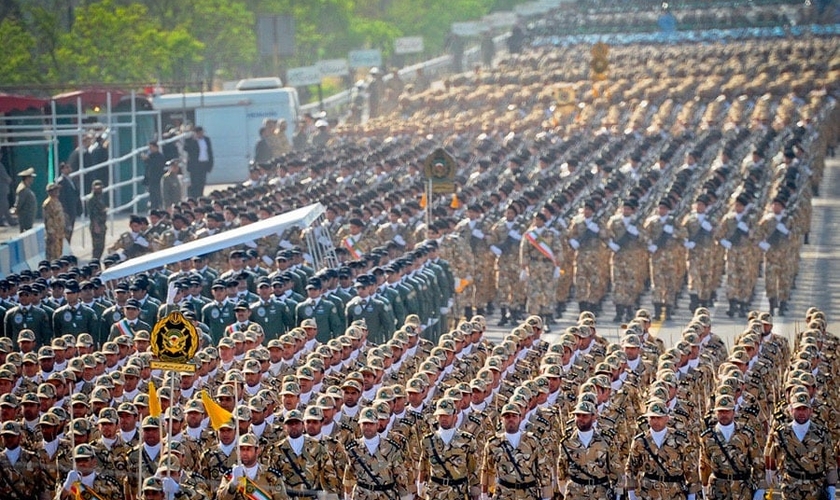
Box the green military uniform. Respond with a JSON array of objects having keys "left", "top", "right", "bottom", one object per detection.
[
  {"left": 345, "top": 295, "right": 394, "bottom": 346},
  {"left": 296, "top": 297, "right": 342, "bottom": 343},
  {"left": 52, "top": 302, "right": 97, "bottom": 338},
  {"left": 201, "top": 300, "right": 235, "bottom": 344},
  {"left": 4, "top": 303, "right": 51, "bottom": 347},
  {"left": 250, "top": 298, "right": 291, "bottom": 339}
]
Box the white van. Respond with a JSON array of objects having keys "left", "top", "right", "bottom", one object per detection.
[{"left": 152, "top": 78, "right": 300, "bottom": 184}]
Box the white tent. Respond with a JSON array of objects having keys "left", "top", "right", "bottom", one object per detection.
[{"left": 100, "top": 203, "right": 325, "bottom": 283}]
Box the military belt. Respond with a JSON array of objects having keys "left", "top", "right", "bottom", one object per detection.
[
  {"left": 497, "top": 479, "right": 537, "bottom": 490},
  {"left": 643, "top": 472, "right": 684, "bottom": 483},
  {"left": 569, "top": 475, "right": 609, "bottom": 486},
  {"left": 356, "top": 481, "right": 396, "bottom": 492},
  {"left": 286, "top": 490, "right": 318, "bottom": 499},
  {"left": 785, "top": 469, "right": 824, "bottom": 481},
  {"left": 430, "top": 476, "right": 468, "bottom": 487},
  {"left": 712, "top": 471, "right": 750, "bottom": 481}
]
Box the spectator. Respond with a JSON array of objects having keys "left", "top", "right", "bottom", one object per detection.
[
  {"left": 14, "top": 168, "right": 37, "bottom": 232},
  {"left": 56, "top": 161, "right": 82, "bottom": 243},
  {"left": 183, "top": 126, "right": 213, "bottom": 198},
  {"left": 43, "top": 183, "right": 65, "bottom": 260},
  {"left": 273, "top": 119, "right": 292, "bottom": 156},
  {"left": 142, "top": 141, "right": 166, "bottom": 210},
  {"left": 66, "top": 135, "right": 93, "bottom": 191},
  {"left": 161, "top": 159, "right": 183, "bottom": 211},
  {"left": 311, "top": 120, "right": 331, "bottom": 148},
  {"left": 87, "top": 180, "right": 108, "bottom": 260},
  {"left": 253, "top": 127, "right": 273, "bottom": 164}
]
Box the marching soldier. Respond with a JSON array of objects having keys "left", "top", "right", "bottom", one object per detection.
[
  {"left": 489, "top": 205, "right": 524, "bottom": 326},
  {"left": 755, "top": 196, "right": 797, "bottom": 316},
  {"left": 643, "top": 199, "right": 686, "bottom": 321},
  {"left": 343, "top": 407, "right": 410, "bottom": 499},
  {"left": 716, "top": 193, "right": 759, "bottom": 318},
  {"left": 625, "top": 399, "right": 701, "bottom": 500},
  {"left": 0, "top": 421, "right": 44, "bottom": 500},
  {"left": 519, "top": 212, "right": 561, "bottom": 331},
  {"left": 699, "top": 395, "right": 766, "bottom": 500},
  {"left": 682, "top": 194, "right": 718, "bottom": 312},
  {"left": 345, "top": 275, "right": 395, "bottom": 345},
  {"left": 216, "top": 434, "right": 287, "bottom": 500},
  {"left": 417, "top": 398, "right": 480, "bottom": 500},
  {"left": 568, "top": 200, "right": 607, "bottom": 315},
  {"left": 606, "top": 199, "right": 645, "bottom": 322},
  {"left": 4, "top": 284, "right": 52, "bottom": 347},
  {"left": 766, "top": 391, "right": 837, "bottom": 500},
  {"left": 480, "top": 404, "right": 553, "bottom": 500},
  {"left": 557, "top": 400, "right": 624, "bottom": 499},
  {"left": 52, "top": 281, "right": 97, "bottom": 338},
  {"left": 56, "top": 443, "right": 123, "bottom": 500},
  {"left": 296, "top": 279, "right": 343, "bottom": 343},
  {"left": 267, "top": 409, "right": 329, "bottom": 498}
]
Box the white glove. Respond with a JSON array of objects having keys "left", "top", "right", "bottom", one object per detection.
[
  {"left": 776, "top": 223, "right": 789, "bottom": 235},
  {"left": 753, "top": 490, "right": 765, "bottom": 500},
  {"left": 553, "top": 267, "right": 561, "bottom": 279},
  {"left": 231, "top": 464, "right": 245, "bottom": 482},
  {"left": 627, "top": 490, "right": 639, "bottom": 500},
  {"left": 162, "top": 477, "right": 180, "bottom": 495},
  {"left": 472, "top": 229, "right": 484, "bottom": 239},
  {"left": 519, "top": 270, "right": 528, "bottom": 281},
  {"left": 720, "top": 239, "right": 732, "bottom": 250},
  {"left": 758, "top": 241, "right": 771, "bottom": 252},
  {"left": 490, "top": 245, "right": 502, "bottom": 257},
  {"left": 765, "top": 470, "right": 776, "bottom": 486},
  {"left": 447, "top": 298, "right": 454, "bottom": 308},
  {"left": 587, "top": 222, "right": 599, "bottom": 232},
  {"left": 684, "top": 240, "right": 696, "bottom": 250},
  {"left": 569, "top": 238, "right": 580, "bottom": 250},
  {"left": 737, "top": 221, "right": 749, "bottom": 232},
  {"left": 687, "top": 494, "right": 696, "bottom": 500},
  {"left": 415, "top": 481, "right": 425, "bottom": 497},
  {"left": 701, "top": 220, "right": 713, "bottom": 231},
  {"left": 827, "top": 485, "right": 836, "bottom": 500},
  {"left": 663, "top": 224, "right": 674, "bottom": 234},
  {"left": 627, "top": 224, "right": 639, "bottom": 236},
  {"left": 63, "top": 470, "right": 81, "bottom": 492},
  {"left": 440, "top": 307, "right": 450, "bottom": 315},
  {"left": 647, "top": 244, "right": 658, "bottom": 253},
  {"left": 509, "top": 230, "right": 521, "bottom": 240},
  {"left": 393, "top": 234, "right": 406, "bottom": 246},
  {"left": 608, "top": 241, "right": 621, "bottom": 252}
]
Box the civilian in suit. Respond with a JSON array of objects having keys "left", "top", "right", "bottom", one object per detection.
[{"left": 183, "top": 126, "right": 213, "bottom": 198}]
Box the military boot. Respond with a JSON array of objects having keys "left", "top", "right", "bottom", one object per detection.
[
  {"left": 738, "top": 301, "right": 748, "bottom": 318},
  {"left": 726, "top": 299, "right": 737, "bottom": 318},
  {"left": 613, "top": 305, "right": 624, "bottom": 323},
  {"left": 497, "top": 307, "right": 509, "bottom": 326},
  {"left": 768, "top": 297, "right": 777, "bottom": 316},
  {"left": 779, "top": 301, "right": 788, "bottom": 316},
  {"left": 689, "top": 294, "right": 699, "bottom": 314},
  {"left": 653, "top": 303, "right": 663, "bottom": 321}
]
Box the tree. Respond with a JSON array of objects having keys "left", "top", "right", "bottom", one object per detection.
[{"left": 0, "top": 18, "right": 42, "bottom": 84}]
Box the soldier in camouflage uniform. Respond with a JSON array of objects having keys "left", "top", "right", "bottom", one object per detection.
[
  {"left": 568, "top": 200, "right": 606, "bottom": 315},
  {"left": 216, "top": 434, "right": 287, "bottom": 500},
  {"left": 716, "top": 193, "right": 758, "bottom": 318},
  {"left": 417, "top": 398, "right": 480, "bottom": 500},
  {"left": 454, "top": 204, "right": 493, "bottom": 317},
  {"left": 766, "top": 391, "right": 837, "bottom": 500},
  {"left": 755, "top": 196, "right": 797, "bottom": 316},
  {"left": 625, "top": 399, "right": 701, "bottom": 500},
  {"left": 343, "top": 407, "right": 409, "bottom": 500},
  {"left": 643, "top": 199, "right": 686, "bottom": 321},
  {"left": 606, "top": 199, "right": 645, "bottom": 322},
  {"left": 480, "top": 404, "right": 553, "bottom": 500},
  {"left": 699, "top": 395, "right": 766, "bottom": 500},
  {"left": 488, "top": 205, "right": 524, "bottom": 326},
  {"left": 43, "top": 183, "right": 66, "bottom": 261},
  {"left": 56, "top": 443, "right": 123, "bottom": 500},
  {"left": 519, "top": 212, "right": 561, "bottom": 331},
  {"left": 557, "top": 400, "right": 624, "bottom": 499},
  {"left": 682, "top": 194, "right": 719, "bottom": 312}
]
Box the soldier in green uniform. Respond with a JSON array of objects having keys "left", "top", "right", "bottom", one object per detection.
[
  {"left": 52, "top": 280, "right": 97, "bottom": 338},
  {"left": 201, "top": 280, "right": 235, "bottom": 344},
  {"left": 296, "top": 278, "right": 342, "bottom": 343},
  {"left": 345, "top": 275, "right": 394, "bottom": 345},
  {"left": 4, "top": 284, "right": 52, "bottom": 347},
  {"left": 417, "top": 398, "right": 480, "bottom": 500},
  {"left": 250, "top": 278, "right": 292, "bottom": 339},
  {"left": 108, "top": 299, "right": 152, "bottom": 342}
]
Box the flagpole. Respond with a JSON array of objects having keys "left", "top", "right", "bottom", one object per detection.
[
  {"left": 234, "top": 381, "right": 242, "bottom": 467},
  {"left": 165, "top": 372, "right": 176, "bottom": 500},
  {"left": 137, "top": 434, "right": 143, "bottom": 500}
]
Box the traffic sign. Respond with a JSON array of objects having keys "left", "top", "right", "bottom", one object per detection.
[
  {"left": 348, "top": 49, "right": 383, "bottom": 68},
  {"left": 317, "top": 58, "right": 350, "bottom": 77},
  {"left": 395, "top": 36, "right": 424, "bottom": 55},
  {"left": 286, "top": 66, "right": 322, "bottom": 87}
]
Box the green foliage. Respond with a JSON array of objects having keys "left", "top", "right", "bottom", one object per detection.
[{"left": 3, "top": 0, "right": 527, "bottom": 88}]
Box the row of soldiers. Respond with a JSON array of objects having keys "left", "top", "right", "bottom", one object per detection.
[{"left": 0, "top": 249, "right": 836, "bottom": 500}]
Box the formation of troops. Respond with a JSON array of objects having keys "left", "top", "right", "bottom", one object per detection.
[{"left": 1, "top": 21, "right": 840, "bottom": 500}]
